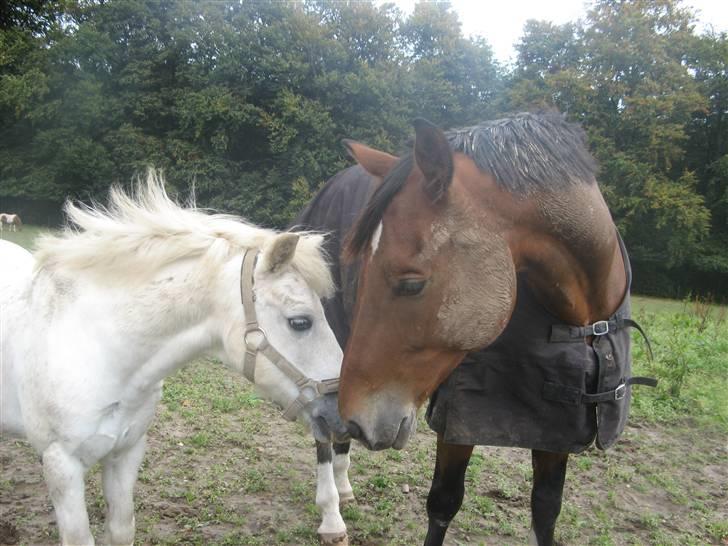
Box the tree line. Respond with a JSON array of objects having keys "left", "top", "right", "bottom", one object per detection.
[{"left": 1, "top": 0, "right": 726, "bottom": 299}]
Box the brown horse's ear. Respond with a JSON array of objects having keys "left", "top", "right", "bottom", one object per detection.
[
  {"left": 343, "top": 139, "right": 398, "bottom": 179},
  {"left": 413, "top": 118, "right": 453, "bottom": 202}
]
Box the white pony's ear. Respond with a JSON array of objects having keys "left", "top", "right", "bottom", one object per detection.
[{"left": 261, "top": 233, "right": 300, "bottom": 273}]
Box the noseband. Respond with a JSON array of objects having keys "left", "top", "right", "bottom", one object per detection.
[{"left": 239, "top": 249, "right": 339, "bottom": 421}]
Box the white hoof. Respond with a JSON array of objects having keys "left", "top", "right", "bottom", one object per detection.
[
  {"left": 338, "top": 490, "right": 355, "bottom": 505},
  {"left": 319, "top": 531, "right": 348, "bottom": 545}
]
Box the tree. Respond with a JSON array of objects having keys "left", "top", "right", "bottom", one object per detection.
[{"left": 508, "top": 0, "right": 711, "bottom": 271}]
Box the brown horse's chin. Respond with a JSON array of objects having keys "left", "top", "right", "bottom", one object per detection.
[
  {"left": 392, "top": 409, "right": 417, "bottom": 449},
  {"left": 345, "top": 395, "right": 417, "bottom": 451}
]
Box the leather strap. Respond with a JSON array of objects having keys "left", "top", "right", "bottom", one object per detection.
[
  {"left": 241, "top": 249, "right": 260, "bottom": 383},
  {"left": 543, "top": 376, "right": 658, "bottom": 406},
  {"left": 550, "top": 317, "right": 654, "bottom": 360}
]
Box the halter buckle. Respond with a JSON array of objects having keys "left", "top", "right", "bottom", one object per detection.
[
  {"left": 318, "top": 378, "right": 340, "bottom": 394},
  {"left": 614, "top": 383, "right": 626, "bottom": 400},
  {"left": 593, "top": 320, "right": 609, "bottom": 336}
]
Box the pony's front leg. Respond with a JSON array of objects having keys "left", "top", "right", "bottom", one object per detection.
[
  {"left": 529, "top": 449, "right": 569, "bottom": 546},
  {"left": 332, "top": 441, "right": 354, "bottom": 504},
  {"left": 424, "top": 435, "right": 473, "bottom": 546},
  {"left": 315, "top": 441, "right": 348, "bottom": 545},
  {"left": 42, "top": 442, "right": 95, "bottom": 545},
  {"left": 101, "top": 434, "right": 148, "bottom": 546}
]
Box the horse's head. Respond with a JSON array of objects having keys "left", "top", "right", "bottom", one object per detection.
[
  {"left": 220, "top": 232, "right": 347, "bottom": 441},
  {"left": 339, "top": 120, "right": 517, "bottom": 450}
]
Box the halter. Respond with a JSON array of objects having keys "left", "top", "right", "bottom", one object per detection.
[{"left": 239, "top": 249, "right": 340, "bottom": 421}]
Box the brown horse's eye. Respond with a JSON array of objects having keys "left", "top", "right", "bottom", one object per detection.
[{"left": 394, "top": 279, "right": 426, "bottom": 297}]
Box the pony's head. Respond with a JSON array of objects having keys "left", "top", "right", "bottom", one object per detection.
[{"left": 219, "top": 230, "right": 347, "bottom": 441}]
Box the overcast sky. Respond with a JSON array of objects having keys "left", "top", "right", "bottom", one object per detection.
[{"left": 385, "top": 0, "right": 728, "bottom": 65}]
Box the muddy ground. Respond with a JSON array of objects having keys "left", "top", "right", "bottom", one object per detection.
[{"left": 1, "top": 360, "right": 726, "bottom": 545}]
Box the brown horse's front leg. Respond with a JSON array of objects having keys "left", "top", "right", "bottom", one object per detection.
[
  {"left": 424, "top": 435, "right": 474, "bottom": 546},
  {"left": 530, "top": 449, "right": 569, "bottom": 545}
]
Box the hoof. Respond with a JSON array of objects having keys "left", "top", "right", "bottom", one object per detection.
[
  {"left": 319, "top": 531, "right": 348, "bottom": 545},
  {"left": 338, "top": 490, "right": 355, "bottom": 505}
]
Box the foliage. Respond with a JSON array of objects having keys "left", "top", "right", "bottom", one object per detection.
[
  {"left": 0, "top": 0, "right": 500, "bottom": 227},
  {"left": 0, "top": 0, "right": 726, "bottom": 295},
  {"left": 507, "top": 0, "right": 722, "bottom": 276}
]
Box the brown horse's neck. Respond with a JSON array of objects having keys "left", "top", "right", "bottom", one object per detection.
[
  {"left": 455, "top": 159, "right": 626, "bottom": 326},
  {"left": 509, "top": 184, "right": 627, "bottom": 326}
]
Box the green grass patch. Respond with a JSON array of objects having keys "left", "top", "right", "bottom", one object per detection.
[{"left": 630, "top": 296, "right": 728, "bottom": 431}]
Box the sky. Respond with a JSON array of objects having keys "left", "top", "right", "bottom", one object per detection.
[{"left": 385, "top": 0, "right": 728, "bottom": 65}]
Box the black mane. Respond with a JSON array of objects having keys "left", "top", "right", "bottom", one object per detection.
[
  {"left": 346, "top": 112, "right": 598, "bottom": 257},
  {"left": 447, "top": 112, "right": 597, "bottom": 194}
]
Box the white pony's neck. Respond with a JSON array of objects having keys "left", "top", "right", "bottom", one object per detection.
[{"left": 52, "top": 253, "right": 240, "bottom": 401}]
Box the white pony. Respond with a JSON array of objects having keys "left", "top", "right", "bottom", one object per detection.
[
  {"left": 0, "top": 212, "right": 22, "bottom": 231},
  {"left": 0, "top": 173, "right": 353, "bottom": 545}
]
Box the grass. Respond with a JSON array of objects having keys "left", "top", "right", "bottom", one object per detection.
[
  {"left": 630, "top": 296, "right": 728, "bottom": 431},
  {"left": 2, "top": 226, "right": 727, "bottom": 545},
  {"left": 632, "top": 294, "right": 727, "bottom": 315}
]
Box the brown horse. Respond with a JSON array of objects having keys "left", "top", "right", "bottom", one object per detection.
[
  {"left": 0, "top": 213, "right": 22, "bottom": 232},
  {"left": 295, "top": 112, "right": 654, "bottom": 545}
]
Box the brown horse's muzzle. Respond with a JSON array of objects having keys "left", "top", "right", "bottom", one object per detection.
[{"left": 342, "top": 389, "right": 417, "bottom": 450}]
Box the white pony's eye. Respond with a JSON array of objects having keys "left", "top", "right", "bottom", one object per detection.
[{"left": 288, "top": 316, "right": 313, "bottom": 331}]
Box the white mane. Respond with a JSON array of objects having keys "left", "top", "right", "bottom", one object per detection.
[{"left": 34, "top": 171, "right": 334, "bottom": 297}]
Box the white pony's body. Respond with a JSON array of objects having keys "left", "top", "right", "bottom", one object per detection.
[
  {"left": 0, "top": 212, "right": 22, "bottom": 231},
  {"left": 0, "top": 175, "right": 351, "bottom": 545}
]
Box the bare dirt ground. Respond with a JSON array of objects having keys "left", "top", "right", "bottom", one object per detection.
[{"left": 1, "top": 360, "right": 726, "bottom": 545}]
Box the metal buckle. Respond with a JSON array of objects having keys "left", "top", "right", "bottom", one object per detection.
[
  {"left": 614, "top": 383, "right": 626, "bottom": 400},
  {"left": 318, "top": 378, "right": 340, "bottom": 394},
  {"left": 243, "top": 327, "right": 266, "bottom": 348},
  {"left": 593, "top": 320, "right": 609, "bottom": 336},
  {"left": 299, "top": 384, "right": 318, "bottom": 403}
]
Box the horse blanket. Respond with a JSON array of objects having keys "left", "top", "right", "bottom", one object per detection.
[
  {"left": 426, "top": 236, "right": 638, "bottom": 452},
  {"left": 294, "top": 166, "right": 648, "bottom": 453}
]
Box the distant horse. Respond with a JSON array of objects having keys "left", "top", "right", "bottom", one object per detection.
[
  {"left": 0, "top": 212, "right": 22, "bottom": 231},
  {"left": 295, "top": 113, "right": 654, "bottom": 545},
  {"left": 0, "top": 173, "right": 353, "bottom": 546}
]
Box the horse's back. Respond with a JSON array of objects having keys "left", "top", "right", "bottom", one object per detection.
[
  {"left": 1, "top": 236, "right": 33, "bottom": 270},
  {"left": 0, "top": 240, "right": 34, "bottom": 437}
]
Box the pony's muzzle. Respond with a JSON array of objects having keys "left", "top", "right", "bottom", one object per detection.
[{"left": 307, "top": 393, "right": 350, "bottom": 443}]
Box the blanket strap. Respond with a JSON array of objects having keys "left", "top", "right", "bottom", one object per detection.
[
  {"left": 543, "top": 376, "right": 658, "bottom": 405},
  {"left": 544, "top": 316, "right": 657, "bottom": 405},
  {"left": 550, "top": 317, "right": 654, "bottom": 360}
]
